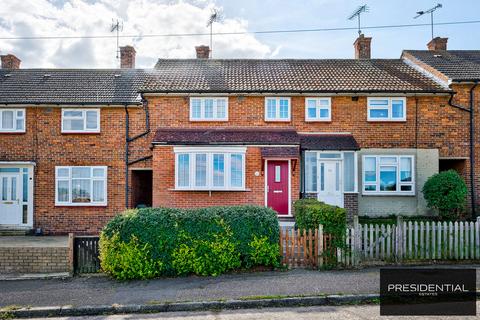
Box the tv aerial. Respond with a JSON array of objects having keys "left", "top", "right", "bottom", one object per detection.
[
  {"left": 348, "top": 5, "right": 369, "bottom": 35},
  {"left": 111, "top": 19, "right": 124, "bottom": 60},
  {"left": 207, "top": 8, "right": 223, "bottom": 58},
  {"left": 414, "top": 3, "right": 442, "bottom": 39}
]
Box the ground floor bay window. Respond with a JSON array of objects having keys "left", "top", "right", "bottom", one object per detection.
[
  {"left": 174, "top": 147, "right": 246, "bottom": 191},
  {"left": 304, "top": 151, "right": 357, "bottom": 207}
]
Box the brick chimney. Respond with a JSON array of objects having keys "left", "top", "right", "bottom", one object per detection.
[
  {"left": 195, "top": 45, "right": 210, "bottom": 59},
  {"left": 427, "top": 37, "right": 448, "bottom": 51},
  {"left": 120, "top": 46, "right": 136, "bottom": 68},
  {"left": 353, "top": 34, "right": 372, "bottom": 59},
  {"left": 1, "top": 54, "right": 21, "bottom": 69}
]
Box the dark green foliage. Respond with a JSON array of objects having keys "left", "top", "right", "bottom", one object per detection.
[
  {"left": 422, "top": 170, "right": 468, "bottom": 220},
  {"left": 294, "top": 199, "right": 347, "bottom": 267},
  {"left": 100, "top": 205, "right": 280, "bottom": 279}
]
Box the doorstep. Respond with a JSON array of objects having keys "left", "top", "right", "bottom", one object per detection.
[{"left": 279, "top": 216, "right": 295, "bottom": 227}]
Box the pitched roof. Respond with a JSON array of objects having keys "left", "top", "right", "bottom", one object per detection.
[
  {"left": 153, "top": 128, "right": 359, "bottom": 151},
  {"left": 153, "top": 128, "right": 300, "bottom": 145},
  {"left": 299, "top": 134, "right": 359, "bottom": 150},
  {"left": 403, "top": 50, "right": 480, "bottom": 81},
  {"left": 0, "top": 69, "right": 147, "bottom": 105},
  {"left": 142, "top": 59, "right": 450, "bottom": 93}
]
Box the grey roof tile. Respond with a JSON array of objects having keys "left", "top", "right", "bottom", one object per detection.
[
  {"left": 142, "top": 59, "right": 449, "bottom": 93},
  {"left": 403, "top": 50, "right": 480, "bottom": 81}
]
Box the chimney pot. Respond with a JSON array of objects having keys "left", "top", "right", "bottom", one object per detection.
[
  {"left": 195, "top": 45, "right": 210, "bottom": 59},
  {"left": 353, "top": 34, "right": 372, "bottom": 59},
  {"left": 427, "top": 37, "right": 448, "bottom": 51},
  {"left": 120, "top": 46, "right": 136, "bottom": 68},
  {"left": 1, "top": 54, "right": 21, "bottom": 69}
]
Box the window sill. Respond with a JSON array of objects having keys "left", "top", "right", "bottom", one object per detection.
[
  {"left": 189, "top": 119, "right": 228, "bottom": 122},
  {"left": 55, "top": 203, "right": 108, "bottom": 207},
  {"left": 367, "top": 120, "right": 406, "bottom": 123},
  {"left": 361, "top": 192, "right": 415, "bottom": 197},
  {"left": 264, "top": 119, "right": 291, "bottom": 122},
  {"left": 61, "top": 131, "right": 101, "bottom": 134},
  {"left": 305, "top": 119, "right": 332, "bottom": 122},
  {"left": 170, "top": 188, "right": 251, "bottom": 192},
  {"left": 0, "top": 131, "right": 26, "bottom": 134}
]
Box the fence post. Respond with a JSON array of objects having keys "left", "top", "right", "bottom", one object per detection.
[
  {"left": 68, "top": 233, "right": 75, "bottom": 275},
  {"left": 318, "top": 224, "right": 324, "bottom": 268},
  {"left": 353, "top": 216, "right": 360, "bottom": 266},
  {"left": 395, "top": 216, "right": 403, "bottom": 263}
]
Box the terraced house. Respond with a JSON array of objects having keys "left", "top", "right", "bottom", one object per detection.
[{"left": 0, "top": 35, "right": 477, "bottom": 234}]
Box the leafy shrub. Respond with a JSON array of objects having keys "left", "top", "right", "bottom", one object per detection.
[
  {"left": 100, "top": 205, "right": 279, "bottom": 279},
  {"left": 99, "top": 233, "right": 162, "bottom": 280},
  {"left": 294, "top": 199, "right": 347, "bottom": 267},
  {"left": 248, "top": 235, "right": 281, "bottom": 267},
  {"left": 422, "top": 170, "right": 468, "bottom": 220}
]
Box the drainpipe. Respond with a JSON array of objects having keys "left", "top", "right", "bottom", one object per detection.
[
  {"left": 124, "top": 95, "right": 152, "bottom": 208},
  {"left": 448, "top": 82, "right": 479, "bottom": 217}
]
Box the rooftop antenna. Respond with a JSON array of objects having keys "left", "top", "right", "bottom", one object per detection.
[
  {"left": 414, "top": 3, "right": 442, "bottom": 40},
  {"left": 348, "top": 5, "right": 369, "bottom": 35},
  {"left": 207, "top": 8, "right": 222, "bottom": 58},
  {"left": 110, "top": 19, "right": 123, "bottom": 61}
]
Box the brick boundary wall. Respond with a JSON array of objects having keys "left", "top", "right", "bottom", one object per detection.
[{"left": 0, "top": 247, "right": 69, "bottom": 274}]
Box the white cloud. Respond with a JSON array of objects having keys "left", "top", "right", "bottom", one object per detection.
[{"left": 0, "top": 0, "right": 272, "bottom": 68}]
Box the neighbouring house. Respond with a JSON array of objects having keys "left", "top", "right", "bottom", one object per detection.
[
  {"left": 0, "top": 35, "right": 476, "bottom": 234},
  {"left": 401, "top": 37, "right": 480, "bottom": 215}
]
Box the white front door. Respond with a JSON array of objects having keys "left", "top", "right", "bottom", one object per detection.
[
  {"left": 317, "top": 160, "right": 343, "bottom": 207},
  {"left": 0, "top": 173, "right": 22, "bottom": 225}
]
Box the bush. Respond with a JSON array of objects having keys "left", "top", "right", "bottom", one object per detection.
[
  {"left": 422, "top": 170, "right": 468, "bottom": 220},
  {"left": 100, "top": 205, "right": 280, "bottom": 279},
  {"left": 294, "top": 199, "right": 347, "bottom": 267},
  {"left": 294, "top": 199, "right": 347, "bottom": 235}
]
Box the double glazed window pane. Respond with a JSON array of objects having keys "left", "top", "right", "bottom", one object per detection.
[
  {"left": 204, "top": 99, "right": 214, "bottom": 118},
  {"left": 63, "top": 110, "right": 99, "bottom": 131},
  {"left": 364, "top": 157, "right": 376, "bottom": 182},
  {"left": 344, "top": 152, "right": 355, "bottom": 192},
  {"left": 86, "top": 111, "right": 98, "bottom": 129},
  {"left": 392, "top": 100, "right": 404, "bottom": 118},
  {"left": 92, "top": 180, "right": 105, "bottom": 202},
  {"left": 231, "top": 154, "right": 243, "bottom": 187},
  {"left": 400, "top": 157, "right": 412, "bottom": 182},
  {"left": 216, "top": 100, "right": 226, "bottom": 118},
  {"left": 191, "top": 99, "right": 201, "bottom": 118},
  {"left": 267, "top": 99, "right": 276, "bottom": 118},
  {"left": 195, "top": 154, "right": 207, "bottom": 187},
  {"left": 2, "top": 111, "right": 14, "bottom": 129},
  {"left": 305, "top": 152, "right": 317, "bottom": 192},
  {"left": 279, "top": 99, "right": 289, "bottom": 118},
  {"left": 57, "top": 180, "right": 69, "bottom": 202},
  {"left": 370, "top": 109, "right": 388, "bottom": 118},
  {"left": 380, "top": 166, "right": 397, "bottom": 191},
  {"left": 72, "top": 179, "right": 91, "bottom": 203},
  {"left": 178, "top": 154, "right": 190, "bottom": 187},
  {"left": 213, "top": 154, "right": 225, "bottom": 187}
]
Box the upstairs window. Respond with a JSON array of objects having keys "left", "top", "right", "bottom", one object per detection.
[
  {"left": 62, "top": 109, "right": 100, "bottom": 133},
  {"left": 190, "top": 97, "right": 228, "bottom": 121},
  {"left": 0, "top": 109, "right": 25, "bottom": 132},
  {"left": 305, "top": 98, "right": 331, "bottom": 121},
  {"left": 175, "top": 147, "right": 246, "bottom": 191},
  {"left": 367, "top": 97, "right": 406, "bottom": 121},
  {"left": 55, "top": 166, "right": 107, "bottom": 206},
  {"left": 265, "top": 97, "right": 291, "bottom": 121},
  {"left": 362, "top": 155, "right": 414, "bottom": 195}
]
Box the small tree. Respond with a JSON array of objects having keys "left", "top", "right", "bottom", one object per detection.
[{"left": 422, "top": 170, "right": 468, "bottom": 220}]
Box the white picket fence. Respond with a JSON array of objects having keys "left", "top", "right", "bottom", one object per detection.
[{"left": 334, "top": 217, "right": 480, "bottom": 267}]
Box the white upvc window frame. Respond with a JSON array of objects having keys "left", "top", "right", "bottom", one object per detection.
[
  {"left": 265, "top": 97, "right": 291, "bottom": 121},
  {"left": 305, "top": 98, "right": 331, "bottom": 122},
  {"left": 189, "top": 97, "right": 229, "bottom": 121},
  {"left": 55, "top": 166, "right": 108, "bottom": 206},
  {"left": 367, "top": 97, "right": 406, "bottom": 122},
  {"left": 362, "top": 155, "right": 415, "bottom": 195},
  {"left": 174, "top": 147, "right": 246, "bottom": 191},
  {"left": 61, "top": 108, "right": 100, "bottom": 133},
  {"left": 304, "top": 151, "right": 358, "bottom": 194},
  {"left": 0, "top": 108, "right": 25, "bottom": 133}
]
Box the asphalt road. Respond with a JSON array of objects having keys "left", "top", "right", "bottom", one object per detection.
[
  {"left": 22, "top": 303, "right": 480, "bottom": 320},
  {"left": 1, "top": 265, "right": 479, "bottom": 309}
]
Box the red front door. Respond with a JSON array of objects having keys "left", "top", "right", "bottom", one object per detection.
[{"left": 267, "top": 161, "right": 289, "bottom": 215}]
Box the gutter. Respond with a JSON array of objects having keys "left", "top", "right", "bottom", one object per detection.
[
  {"left": 124, "top": 94, "right": 151, "bottom": 208},
  {"left": 448, "top": 82, "right": 479, "bottom": 217}
]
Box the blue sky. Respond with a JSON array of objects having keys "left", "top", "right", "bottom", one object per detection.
[{"left": 0, "top": 0, "right": 478, "bottom": 68}]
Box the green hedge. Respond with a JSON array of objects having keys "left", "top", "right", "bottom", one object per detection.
[
  {"left": 100, "top": 206, "right": 280, "bottom": 280},
  {"left": 294, "top": 199, "right": 347, "bottom": 267}
]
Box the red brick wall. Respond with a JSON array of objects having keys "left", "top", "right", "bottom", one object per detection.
[
  {"left": 152, "top": 146, "right": 300, "bottom": 210},
  {"left": 0, "top": 107, "right": 131, "bottom": 234}
]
